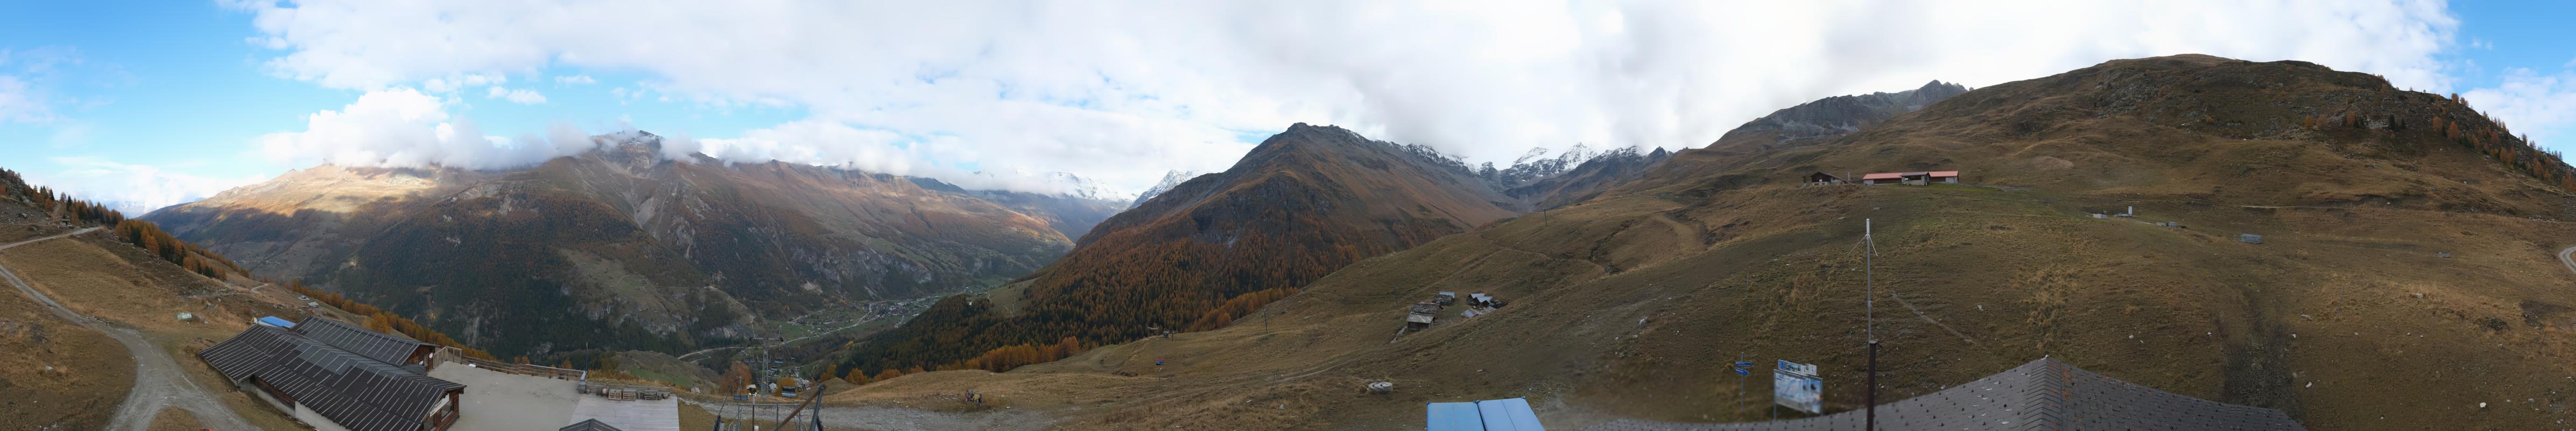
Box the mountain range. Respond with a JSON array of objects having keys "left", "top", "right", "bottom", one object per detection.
[
  {"left": 817, "top": 54, "right": 2576, "bottom": 431},
  {"left": 68, "top": 52, "right": 2576, "bottom": 430},
  {"left": 143, "top": 133, "right": 1125, "bottom": 355}
]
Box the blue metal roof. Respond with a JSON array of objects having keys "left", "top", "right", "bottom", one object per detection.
[
  {"left": 1476, "top": 398, "right": 1544, "bottom": 430},
  {"left": 1429, "top": 398, "right": 1546, "bottom": 430},
  {"left": 1428, "top": 402, "right": 1484, "bottom": 431},
  {"left": 256, "top": 316, "right": 297, "bottom": 328}
]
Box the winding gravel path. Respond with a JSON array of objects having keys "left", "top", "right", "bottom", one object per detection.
[
  {"left": 0, "top": 227, "right": 255, "bottom": 431},
  {"left": 2559, "top": 246, "right": 2576, "bottom": 279}
]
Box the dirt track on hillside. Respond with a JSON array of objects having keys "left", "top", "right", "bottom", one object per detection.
[{"left": 0, "top": 228, "right": 254, "bottom": 431}]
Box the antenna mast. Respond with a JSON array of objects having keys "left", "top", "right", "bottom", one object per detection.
[{"left": 1865, "top": 219, "right": 1878, "bottom": 431}]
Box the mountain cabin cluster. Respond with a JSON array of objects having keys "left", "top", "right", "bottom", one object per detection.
[{"left": 1806, "top": 170, "right": 1962, "bottom": 185}]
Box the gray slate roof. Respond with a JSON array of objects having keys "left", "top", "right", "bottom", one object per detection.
[
  {"left": 1583, "top": 358, "right": 2304, "bottom": 430},
  {"left": 295, "top": 316, "right": 437, "bottom": 366},
  {"left": 199, "top": 323, "right": 465, "bottom": 431}
]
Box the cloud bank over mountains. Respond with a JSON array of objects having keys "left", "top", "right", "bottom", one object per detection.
[
  {"left": 221, "top": 0, "right": 2532, "bottom": 195},
  {"left": 255, "top": 88, "right": 599, "bottom": 170}
]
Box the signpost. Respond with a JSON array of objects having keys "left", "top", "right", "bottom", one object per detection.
[
  {"left": 1773, "top": 360, "right": 1823, "bottom": 415},
  {"left": 1731, "top": 358, "right": 1752, "bottom": 419}
]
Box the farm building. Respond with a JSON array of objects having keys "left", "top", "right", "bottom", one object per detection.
[
  {"left": 1405, "top": 302, "right": 1442, "bottom": 329},
  {"left": 1860, "top": 171, "right": 1962, "bottom": 185},
  {"left": 1805, "top": 172, "right": 1845, "bottom": 184},
  {"left": 198, "top": 317, "right": 464, "bottom": 431}
]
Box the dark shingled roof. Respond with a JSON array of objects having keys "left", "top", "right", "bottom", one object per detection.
[
  {"left": 199, "top": 324, "right": 464, "bottom": 431},
  {"left": 294, "top": 316, "right": 437, "bottom": 366},
  {"left": 1582, "top": 358, "right": 2305, "bottom": 430},
  {"left": 560, "top": 419, "right": 627, "bottom": 431}
]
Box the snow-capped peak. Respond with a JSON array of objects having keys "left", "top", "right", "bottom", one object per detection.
[{"left": 1130, "top": 170, "right": 1202, "bottom": 208}]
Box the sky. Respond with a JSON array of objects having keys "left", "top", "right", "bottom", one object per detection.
[{"left": 2, "top": 1, "right": 2572, "bottom": 215}]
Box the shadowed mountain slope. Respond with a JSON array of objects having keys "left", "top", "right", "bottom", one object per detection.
[{"left": 834, "top": 123, "right": 1521, "bottom": 375}]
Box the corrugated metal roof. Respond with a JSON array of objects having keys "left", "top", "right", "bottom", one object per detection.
[
  {"left": 198, "top": 324, "right": 466, "bottom": 431},
  {"left": 295, "top": 317, "right": 435, "bottom": 366},
  {"left": 1859, "top": 173, "right": 1903, "bottom": 180},
  {"left": 1927, "top": 171, "right": 1959, "bottom": 177},
  {"left": 1581, "top": 358, "right": 2304, "bottom": 430}
]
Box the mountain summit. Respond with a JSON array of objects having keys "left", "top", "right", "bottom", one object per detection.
[{"left": 835, "top": 123, "right": 1520, "bottom": 374}]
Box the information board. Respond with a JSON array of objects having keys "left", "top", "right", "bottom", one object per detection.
[{"left": 1773, "top": 360, "right": 1822, "bottom": 414}]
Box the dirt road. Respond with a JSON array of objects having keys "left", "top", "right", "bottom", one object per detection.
[
  {"left": 2559, "top": 246, "right": 2576, "bottom": 279},
  {"left": 681, "top": 398, "right": 1054, "bottom": 431},
  {"left": 0, "top": 227, "right": 256, "bottom": 431}
]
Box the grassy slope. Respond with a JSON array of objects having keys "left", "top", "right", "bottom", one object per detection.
[
  {"left": 841, "top": 55, "right": 2576, "bottom": 430},
  {"left": 0, "top": 244, "right": 133, "bottom": 429},
  {"left": 1, "top": 233, "right": 315, "bottom": 431}
]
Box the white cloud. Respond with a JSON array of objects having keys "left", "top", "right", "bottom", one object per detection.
[
  {"left": 554, "top": 74, "right": 595, "bottom": 85},
  {"left": 0, "top": 75, "right": 48, "bottom": 122},
  {"left": 0, "top": 47, "right": 86, "bottom": 123},
  {"left": 421, "top": 73, "right": 504, "bottom": 93},
  {"left": 47, "top": 122, "right": 90, "bottom": 148},
  {"left": 30, "top": 156, "right": 269, "bottom": 215},
  {"left": 2463, "top": 67, "right": 2576, "bottom": 151},
  {"left": 485, "top": 86, "right": 547, "bottom": 103},
  {"left": 257, "top": 88, "right": 594, "bottom": 170},
  {"left": 223, "top": 0, "right": 2467, "bottom": 193}
]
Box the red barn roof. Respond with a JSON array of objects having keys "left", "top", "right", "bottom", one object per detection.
[
  {"left": 1930, "top": 171, "right": 1960, "bottom": 178},
  {"left": 1860, "top": 172, "right": 1903, "bottom": 180}
]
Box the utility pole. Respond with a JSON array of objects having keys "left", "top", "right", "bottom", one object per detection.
[{"left": 1864, "top": 219, "right": 1878, "bottom": 431}]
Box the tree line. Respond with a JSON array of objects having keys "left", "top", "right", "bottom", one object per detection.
[
  {"left": 286, "top": 280, "right": 498, "bottom": 360},
  {"left": 2, "top": 168, "right": 130, "bottom": 227},
  {"left": 2303, "top": 92, "right": 2576, "bottom": 191}
]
